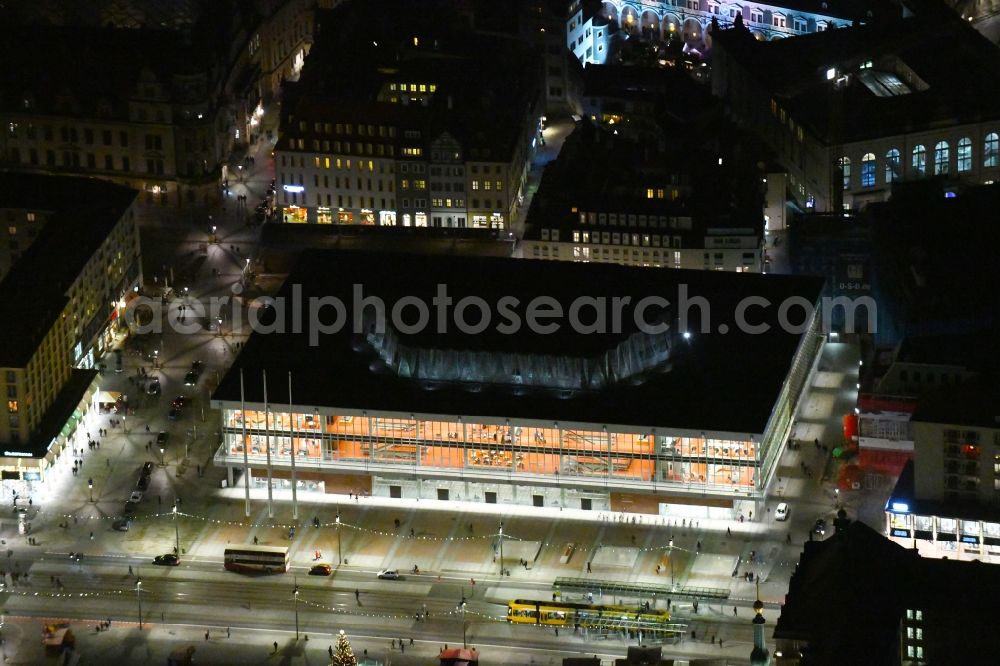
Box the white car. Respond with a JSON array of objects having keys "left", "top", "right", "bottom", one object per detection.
[
  {"left": 775, "top": 502, "right": 789, "bottom": 521},
  {"left": 377, "top": 569, "right": 400, "bottom": 580}
]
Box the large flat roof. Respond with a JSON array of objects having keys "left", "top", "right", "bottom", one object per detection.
[{"left": 214, "top": 250, "right": 823, "bottom": 434}]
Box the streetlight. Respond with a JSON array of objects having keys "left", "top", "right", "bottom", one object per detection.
[
  {"left": 460, "top": 600, "right": 468, "bottom": 648},
  {"left": 159, "top": 447, "right": 165, "bottom": 467},
  {"left": 136, "top": 578, "right": 143, "bottom": 630},
  {"left": 498, "top": 521, "right": 504, "bottom": 576},
  {"left": 336, "top": 512, "right": 342, "bottom": 565},
  {"left": 172, "top": 503, "right": 180, "bottom": 555},
  {"left": 88, "top": 478, "right": 93, "bottom": 503},
  {"left": 667, "top": 537, "right": 676, "bottom": 590},
  {"left": 293, "top": 581, "right": 300, "bottom": 640},
  {"left": 153, "top": 349, "right": 158, "bottom": 369}
]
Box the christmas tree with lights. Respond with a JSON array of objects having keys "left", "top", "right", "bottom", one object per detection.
[{"left": 330, "top": 629, "right": 358, "bottom": 666}]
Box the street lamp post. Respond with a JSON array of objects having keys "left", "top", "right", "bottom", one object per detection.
[
  {"left": 498, "top": 521, "right": 504, "bottom": 576},
  {"left": 172, "top": 503, "right": 180, "bottom": 555},
  {"left": 88, "top": 479, "right": 94, "bottom": 503},
  {"left": 668, "top": 538, "right": 675, "bottom": 591},
  {"left": 293, "top": 582, "right": 300, "bottom": 640},
  {"left": 159, "top": 447, "right": 165, "bottom": 467},
  {"left": 336, "top": 512, "right": 342, "bottom": 565},
  {"left": 136, "top": 578, "right": 143, "bottom": 630},
  {"left": 460, "top": 600, "right": 468, "bottom": 648}
]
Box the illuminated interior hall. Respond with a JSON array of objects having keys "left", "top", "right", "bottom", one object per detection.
[{"left": 212, "top": 249, "right": 825, "bottom": 519}]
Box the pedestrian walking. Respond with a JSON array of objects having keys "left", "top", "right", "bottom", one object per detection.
[
  {"left": 328, "top": 646, "right": 334, "bottom": 658},
  {"left": 205, "top": 630, "right": 210, "bottom": 640},
  {"left": 227, "top": 627, "right": 231, "bottom": 638},
  {"left": 409, "top": 637, "right": 413, "bottom": 645},
  {"left": 355, "top": 589, "right": 360, "bottom": 602},
  {"left": 733, "top": 606, "right": 738, "bottom": 616},
  {"left": 727, "top": 527, "right": 731, "bottom": 536},
  {"left": 128, "top": 565, "right": 133, "bottom": 576},
  {"left": 273, "top": 641, "right": 278, "bottom": 653}
]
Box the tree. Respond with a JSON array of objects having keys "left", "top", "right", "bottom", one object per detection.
[
  {"left": 734, "top": 11, "right": 744, "bottom": 30},
  {"left": 330, "top": 629, "right": 358, "bottom": 666}
]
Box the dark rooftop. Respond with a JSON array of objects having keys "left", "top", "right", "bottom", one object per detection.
[
  {"left": 523, "top": 119, "right": 763, "bottom": 241},
  {"left": 0, "top": 173, "right": 138, "bottom": 367},
  {"left": 775, "top": 518, "right": 1000, "bottom": 664},
  {"left": 910, "top": 377, "right": 1000, "bottom": 429},
  {"left": 712, "top": 10, "right": 1000, "bottom": 144},
  {"left": 213, "top": 249, "right": 823, "bottom": 434},
  {"left": 895, "top": 330, "right": 1000, "bottom": 373},
  {"left": 0, "top": 21, "right": 221, "bottom": 118},
  {"left": 279, "top": 1, "right": 542, "bottom": 161}
]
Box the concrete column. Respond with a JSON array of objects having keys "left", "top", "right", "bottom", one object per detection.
[
  {"left": 414, "top": 416, "right": 421, "bottom": 466},
  {"left": 461, "top": 418, "right": 468, "bottom": 468}
]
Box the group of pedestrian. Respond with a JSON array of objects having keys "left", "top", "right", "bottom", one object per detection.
[
  {"left": 96, "top": 619, "right": 112, "bottom": 632},
  {"left": 390, "top": 638, "right": 413, "bottom": 652}
]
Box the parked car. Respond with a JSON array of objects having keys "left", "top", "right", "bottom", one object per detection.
[
  {"left": 377, "top": 569, "right": 400, "bottom": 580},
  {"left": 112, "top": 519, "right": 132, "bottom": 532},
  {"left": 129, "top": 491, "right": 143, "bottom": 503},
  {"left": 775, "top": 503, "right": 789, "bottom": 521},
  {"left": 156, "top": 431, "right": 168, "bottom": 445},
  {"left": 168, "top": 407, "right": 179, "bottom": 420},
  {"left": 172, "top": 396, "right": 190, "bottom": 409},
  {"left": 183, "top": 371, "right": 198, "bottom": 386},
  {"left": 136, "top": 476, "right": 150, "bottom": 491},
  {"left": 813, "top": 518, "right": 827, "bottom": 536},
  {"left": 153, "top": 553, "right": 180, "bottom": 566},
  {"left": 123, "top": 502, "right": 138, "bottom": 516},
  {"left": 141, "top": 462, "right": 154, "bottom": 477},
  {"left": 146, "top": 379, "right": 161, "bottom": 396},
  {"left": 309, "top": 563, "right": 332, "bottom": 576}
]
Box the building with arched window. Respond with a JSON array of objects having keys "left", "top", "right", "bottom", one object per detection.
[
  {"left": 712, "top": 8, "right": 1000, "bottom": 212},
  {"left": 568, "top": 0, "right": 890, "bottom": 65}
]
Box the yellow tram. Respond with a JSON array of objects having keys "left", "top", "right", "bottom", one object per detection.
[{"left": 507, "top": 599, "right": 672, "bottom": 629}]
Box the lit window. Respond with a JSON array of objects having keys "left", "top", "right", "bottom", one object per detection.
[
  {"left": 885, "top": 149, "right": 901, "bottom": 183},
  {"left": 957, "top": 137, "right": 972, "bottom": 172},
  {"left": 839, "top": 156, "right": 851, "bottom": 190},
  {"left": 985, "top": 133, "right": 999, "bottom": 167},
  {"left": 912, "top": 145, "right": 927, "bottom": 176},
  {"left": 934, "top": 141, "right": 950, "bottom": 175},
  {"left": 646, "top": 188, "right": 654, "bottom": 199},
  {"left": 861, "top": 153, "right": 876, "bottom": 187},
  {"left": 7, "top": 400, "right": 17, "bottom": 413}
]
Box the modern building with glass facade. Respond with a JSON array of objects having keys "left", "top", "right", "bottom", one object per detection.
[{"left": 212, "top": 249, "right": 824, "bottom": 518}]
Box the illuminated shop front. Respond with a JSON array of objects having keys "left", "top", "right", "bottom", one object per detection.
[
  {"left": 885, "top": 462, "right": 1000, "bottom": 564},
  {"left": 282, "top": 205, "right": 307, "bottom": 223},
  {"left": 379, "top": 210, "right": 397, "bottom": 226},
  {"left": 317, "top": 206, "right": 333, "bottom": 224},
  {"left": 359, "top": 209, "right": 376, "bottom": 225}
]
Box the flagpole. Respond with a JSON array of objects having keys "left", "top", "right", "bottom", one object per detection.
[
  {"left": 288, "top": 371, "right": 298, "bottom": 521},
  {"left": 264, "top": 369, "right": 274, "bottom": 519},
  {"left": 240, "top": 369, "right": 250, "bottom": 517}
]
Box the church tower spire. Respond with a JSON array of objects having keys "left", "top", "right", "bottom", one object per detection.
[{"left": 750, "top": 580, "right": 770, "bottom": 665}]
